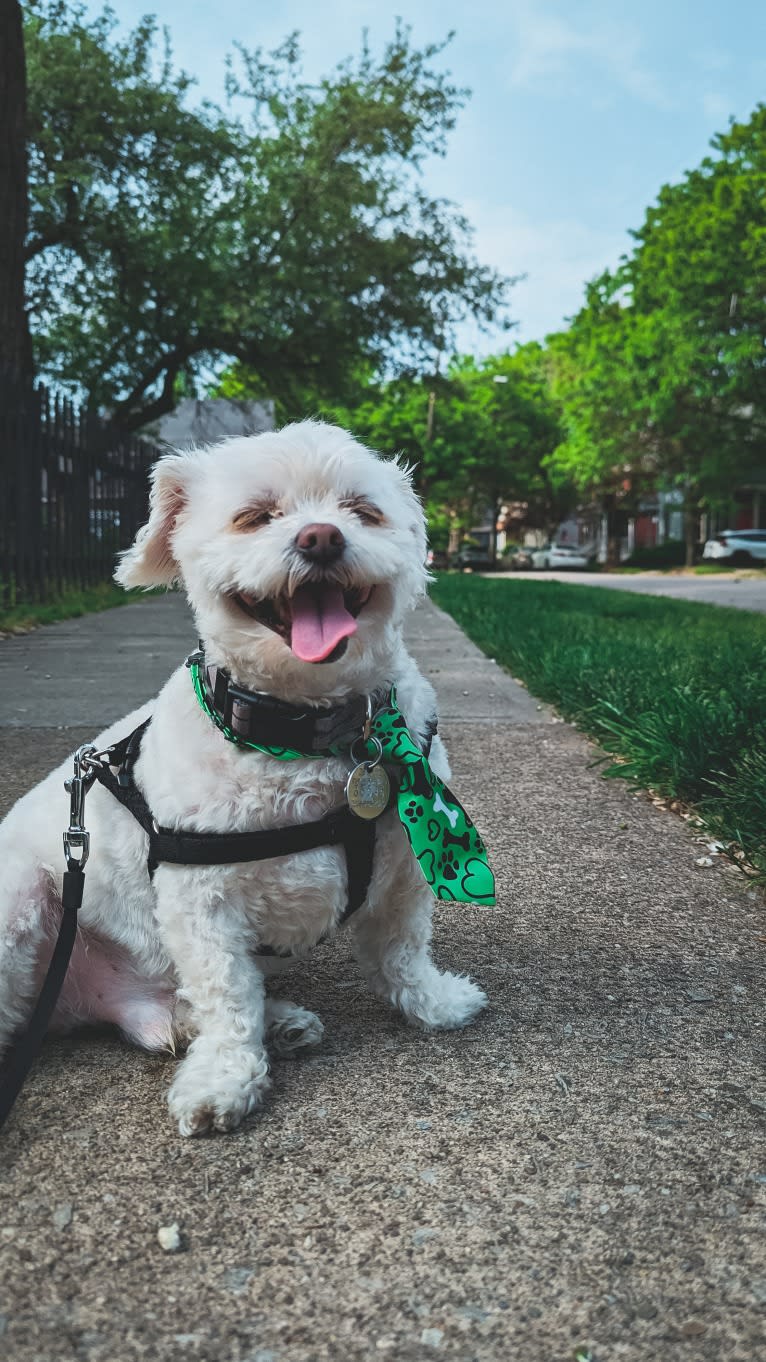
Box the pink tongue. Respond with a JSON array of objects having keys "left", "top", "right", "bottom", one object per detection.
[{"left": 289, "top": 584, "right": 357, "bottom": 663}]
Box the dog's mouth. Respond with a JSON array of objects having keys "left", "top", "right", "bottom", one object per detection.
[{"left": 230, "top": 583, "right": 375, "bottom": 664}]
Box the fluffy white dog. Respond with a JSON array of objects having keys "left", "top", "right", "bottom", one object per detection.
[{"left": 0, "top": 422, "right": 486, "bottom": 1135}]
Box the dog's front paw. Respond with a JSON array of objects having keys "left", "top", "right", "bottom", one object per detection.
[
  {"left": 167, "top": 1036, "right": 271, "bottom": 1137},
  {"left": 398, "top": 970, "right": 488, "bottom": 1031}
]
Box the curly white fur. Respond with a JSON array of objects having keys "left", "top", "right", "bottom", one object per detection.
[{"left": 0, "top": 421, "right": 486, "bottom": 1136}]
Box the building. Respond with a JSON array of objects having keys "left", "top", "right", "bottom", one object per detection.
[{"left": 149, "top": 397, "right": 275, "bottom": 448}]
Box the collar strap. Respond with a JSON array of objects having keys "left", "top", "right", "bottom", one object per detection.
[{"left": 186, "top": 648, "right": 388, "bottom": 756}]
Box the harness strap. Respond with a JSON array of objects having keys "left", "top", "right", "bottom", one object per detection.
[{"left": 93, "top": 723, "right": 379, "bottom": 929}]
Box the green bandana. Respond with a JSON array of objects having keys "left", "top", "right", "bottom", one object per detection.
[{"left": 189, "top": 662, "right": 495, "bottom": 906}]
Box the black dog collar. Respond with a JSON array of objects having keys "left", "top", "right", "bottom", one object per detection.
[{"left": 185, "top": 647, "right": 388, "bottom": 755}]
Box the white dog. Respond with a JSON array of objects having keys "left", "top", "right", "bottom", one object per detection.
[{"left": 0, "top": 422, "right": 486, "bottom": 1136}]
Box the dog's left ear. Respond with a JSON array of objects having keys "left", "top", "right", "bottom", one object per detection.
[{"left": 115, "top": 450, "right": 195, "bottom": 588}]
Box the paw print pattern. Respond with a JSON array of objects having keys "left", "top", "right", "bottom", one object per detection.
[
  {"left": 439, "top": 848, "right": 459, "bottom": 880},
  {"left": 370, "top": 688, "right": 496, "bottom": 906}
]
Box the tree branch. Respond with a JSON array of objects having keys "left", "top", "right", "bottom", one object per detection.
[{"left": 113, "top": 362, "right": 180, "bottom": 435}]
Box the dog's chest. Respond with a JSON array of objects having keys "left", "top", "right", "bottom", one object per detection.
[{"left": 150, "top": 748, "right": 357, "bottom": 941}]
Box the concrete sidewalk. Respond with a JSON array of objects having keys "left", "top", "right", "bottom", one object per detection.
[
  {"left": 0, "top": 595, "right": 764, "bottom": 1362},
  {"left": 493, "top": 569, "right": 766, "bottom": 614}
]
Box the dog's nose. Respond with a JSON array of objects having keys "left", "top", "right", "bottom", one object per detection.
[{"left": 296, "top": 522, "right": 346, "bottom": 564}]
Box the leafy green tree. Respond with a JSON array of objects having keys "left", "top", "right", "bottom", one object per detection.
[
  {"left": 545, "top": 279, "right": 656, "bottom": 566},
  {"left": 548, "top": 107, "right": 766, "bottom": 565},
  {"left": 295, "top": 344, "right": 566, "bottom": 555},
  {"left": 448, "top": 346, "right": 568, "bottom": 556},
  {"left": 24, "top": 1, "right": 510, "bottom": 430},
  {"left": 632, "top": 106, "right": 766, "bottom": 421}
]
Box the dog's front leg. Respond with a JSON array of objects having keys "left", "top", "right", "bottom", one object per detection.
[
  {"left": 154, "top": 869, "right": 270, "bottom": 1136},
  {"left": 352, "top": 844, "right": 488, "bottom": 1031}
]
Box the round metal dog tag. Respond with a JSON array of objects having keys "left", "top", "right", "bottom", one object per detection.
[{"left": 346, "top": 762, "right": 391, "bottom": 820}]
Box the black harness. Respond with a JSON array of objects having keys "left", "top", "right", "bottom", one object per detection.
[
  {"left": 97, "top": 717, "right": 380, "bottom": 928},
  {"left": 0, "top": 668, "right": 436, "bottom": 1131}
]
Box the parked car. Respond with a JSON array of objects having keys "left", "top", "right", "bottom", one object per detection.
[
  {"left": 549, "top": 542, "right": 597, "bottom": 569},
  {"left": 529, "top": 542, "right": 553, "bottom": 569},
  {"left": 453, "top": 544, "right": 494, "bottom": 570},
  {"left": 702, "top": 529, "right": 766, "bottom": 565}
]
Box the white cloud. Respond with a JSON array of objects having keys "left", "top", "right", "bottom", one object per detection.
[
  {"left": 456, "top": 200, "right": 630, "bottom": 349},
  {"left": 505, "top": 1, "right": 672, "bottom": 110}
]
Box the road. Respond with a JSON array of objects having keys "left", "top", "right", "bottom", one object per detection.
[
  {"left": 497, "top": 569, "right": 766, "bottom": 613},
  {"left": 0, "top": 593, "right": 764, "bottom": 1361}
]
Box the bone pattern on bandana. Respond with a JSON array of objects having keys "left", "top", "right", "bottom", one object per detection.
[{"left": 189, "top": 664, "right": 496, "bottom": 905}]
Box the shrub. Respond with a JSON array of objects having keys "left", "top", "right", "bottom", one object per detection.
[{"left": 621, "top": 539, "right": 687, "bottom": 569}]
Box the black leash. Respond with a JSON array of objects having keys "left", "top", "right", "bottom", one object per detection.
[
  {"left": 0, "top": 738, "right": 98, "bottom": 1132},
  {"left": 0, "top": 865, "right": 84, "bottom": 1130}
]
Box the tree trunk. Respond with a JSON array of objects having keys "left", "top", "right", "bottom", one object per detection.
[
  {"left": 683, "top": 501, "right": 697, "bottom": 568},
  {"left": 490, "top": 496, "right": 501, "bottom": 566},
  {"left": 0, "top": 0, "right": 32, "bottom": 379},
  {"left": 604, "top": 493, "right": 621, "bottom": 568}
]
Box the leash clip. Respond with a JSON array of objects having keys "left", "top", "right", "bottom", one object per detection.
[
  {"left": 351, "top": 698, "right": 383, "bottom": 767},
  {"left": 63, "top": 744, "right": 98, "bottom": 870}
]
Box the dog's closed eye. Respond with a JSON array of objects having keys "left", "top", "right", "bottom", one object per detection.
[
  {"left": 231, "top": 501, "right": 282, "bottom": 532},
  {"left": 340, "top": 495, "right": 385, "bottom": 526}
]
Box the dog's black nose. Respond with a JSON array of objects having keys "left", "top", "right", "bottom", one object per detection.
[{"left": 296, "top": 522, "right": 346, "bottom": 564}]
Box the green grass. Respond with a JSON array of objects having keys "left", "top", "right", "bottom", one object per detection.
[
  {"left": 692, "top": 562, "right": 764, "bottom": 575},
  {"left": 431, "top": 575, "right": 766, "bottom": 881},
  {"left": 0, "top": 582, "right": 150, "bottom": 635}
]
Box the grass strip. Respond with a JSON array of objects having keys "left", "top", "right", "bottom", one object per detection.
[
  {"left": 431, "top": 575, "right": 766, "bottom": 882},
  {"left": 0, "top": 582, "right": 150, "bottom": 635}
]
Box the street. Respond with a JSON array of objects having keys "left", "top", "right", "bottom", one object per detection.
[{"left": 496, "top": 570, "right": 766, "bottom": 613}]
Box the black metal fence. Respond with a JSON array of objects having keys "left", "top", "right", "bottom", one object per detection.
[{"left": 0, "top": 369, "right": 161, "bottom": 609}]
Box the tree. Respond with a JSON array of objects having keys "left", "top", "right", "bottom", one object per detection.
[
  {"left": 298, "top": 345, "right": 566, "bottom": 555},
  {"left": 548, "top": 108, "right": 766, "bottom": 566},
  {"left": 0, "top": 0, "right": 32, "bottom": 377},
  {"left": 23, "top": 2, "right": 511, "bottom": 430},
  {"left": 546, "top": 278, "right": 656, "bottom": 566},
  {"left": 631, "top": 106, "right": 766, "bottom": 422},
  {"left": 447, "top": 346, "right": 568, "bottom": 557}
]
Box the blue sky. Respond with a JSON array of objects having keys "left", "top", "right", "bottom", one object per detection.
[{"left": 90, "top": 0, "right": 766, "bottom": 351}]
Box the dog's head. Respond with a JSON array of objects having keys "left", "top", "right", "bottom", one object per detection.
[{"left": 116, "top": 421, "right": 428, "bottom": 700}]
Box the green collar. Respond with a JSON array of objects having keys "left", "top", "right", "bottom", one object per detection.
[{"left": 189, "top": 658, "right": 495, "bottom": 906}]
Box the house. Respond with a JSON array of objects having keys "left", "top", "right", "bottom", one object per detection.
[{"left": 149, "top": 397, "right": 275, "bottom": 448}]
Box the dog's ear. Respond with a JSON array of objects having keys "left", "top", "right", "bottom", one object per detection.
[{"left": 115, "top": 451, "right": 194, "bottom": 588}]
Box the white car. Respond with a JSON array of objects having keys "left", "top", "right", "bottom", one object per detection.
[
  {"left": 702, "top": 529, "right": 766, "bottom": 565},
  {"left": 536, "top": 542, "right": 596, "bottom": 570},
  {"left": 529, "top": 543, "right": 552, "bottom": 568}
]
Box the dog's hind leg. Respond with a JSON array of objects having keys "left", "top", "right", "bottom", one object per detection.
[
  {"left": 0, "top": 858, "right": 179, "bottom": 1059},
  {"left": 264, "top": 997, "right": 324, "bottom": 1057},
  {"left": 0, "top": 863, "right": 58, "bottom": 1059}
]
